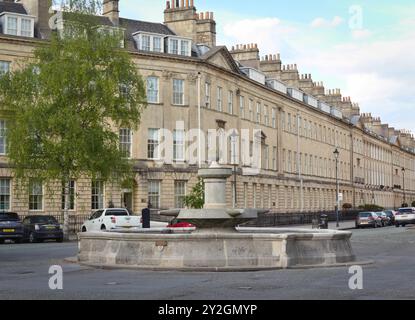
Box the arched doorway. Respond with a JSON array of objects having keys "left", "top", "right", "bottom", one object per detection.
[{"left": 121, "top": 178, "right": 137, "bottom": 214}]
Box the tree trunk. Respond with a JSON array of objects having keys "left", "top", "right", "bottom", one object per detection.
[{"left": 63, "top": 179, "right": 71, "bottom": 241}]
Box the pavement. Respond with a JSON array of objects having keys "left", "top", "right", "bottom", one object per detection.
[
  {"left": 278, "top": 220, "right": 356, "bottom": 230},
  {"left": 0, "top": 226, "right": 415, "bottom": 300}
]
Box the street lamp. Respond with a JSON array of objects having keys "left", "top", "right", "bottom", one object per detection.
[
  {"left": 230, "top": 130, "right": 239, "bottom": 208},
  {"left": 333, "top": 148, "right": 340, "bottom": 228},
  {"left": 402, "top": 167, "right": 406, "bottom": 206}
]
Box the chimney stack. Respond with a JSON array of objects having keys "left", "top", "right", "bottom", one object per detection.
[
  {"left": 103, "top": 0, "right": 119, "bottom": 26},
  {"left": 16, "top": 0, "right": 52, "bottom": 39}
]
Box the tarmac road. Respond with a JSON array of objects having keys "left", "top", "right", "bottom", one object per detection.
[{"left": 0, "top": 226, "right": 414, "bottom": 300}]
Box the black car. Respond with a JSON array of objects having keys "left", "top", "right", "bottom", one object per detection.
[
  {"left": 383, "top": 210, "right": 396, "bottom": 226},
  {"left": 0, "top": 212, "right": 23, "bottom": 244},
  {"left": 22, "top": 216, "right": 63, "bottom": 243}
]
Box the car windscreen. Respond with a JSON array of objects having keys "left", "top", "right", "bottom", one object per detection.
[
  {"left": 105, "top": 210, "right": 129, "bottom": 216},
  {"left": 0, "top": 213, "right": 19, "bottom": 221},
  {"left": 399, "top": 208, "right": 414, "bottom": 214},
  {"left": 31, "top": 216, "right": 58, "bottom": 224}
]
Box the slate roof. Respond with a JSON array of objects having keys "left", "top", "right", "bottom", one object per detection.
[
  {"left": 119, "top": 18, "right": 175, "bottom": 37},
  {"left": 61, "top": 12, "right": 113, "bottom": 26},
  {"left": 119, "top": 18, "right": 175, "bottom": 49},
  {"left": 0, "top": 1, "right": 28, "bottom": 15}
]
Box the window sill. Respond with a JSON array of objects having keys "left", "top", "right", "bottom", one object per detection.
[{"left": 172, "top": 104, "right": 189, "bottom": 108}]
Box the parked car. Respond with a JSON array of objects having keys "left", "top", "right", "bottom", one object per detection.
[
  {"left": 22, "top": 216, "right": 63, "bottom": 243},
  {"left": 167, "top": 221, "right": 196, "bottom": 228},
  {"left": 395, "top": 207, "right": 415, "bottom": 227},
  {"left": 82, "top": 208, "right": 142, "bottom": 232},
  {"left": 139, "top": 216, "right": 170, "bottom": 228},
  {"left": 383, "top": 210, "right": 397, "bottom": 226},
  {"left": 356, "top": 212, "right": 383, "bottom": 229},
  {"left": 0, "top": 212, "right": 23, "bottom": 244},
  {"left": 376, "top": 212, "right": 391, "bottom": 227}
]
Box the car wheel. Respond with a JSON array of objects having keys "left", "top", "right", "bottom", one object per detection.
[
  {"left": 101, "top": 225, "right": 106, "bottom": 231},
  {"left": 0, "top": 239, "right": 4, "bottom": 244},
  {"left": 81, "top": 227, "right": 87, "bottom": 232},
  {"left": 14, "top": 239, "right": 22, "bottom": 244},
  {"left": 29, "top": 232, "right": 37, "bottom": 244},
  {"left": 56, "top": 238, "right": 63, "bottom": 243}
]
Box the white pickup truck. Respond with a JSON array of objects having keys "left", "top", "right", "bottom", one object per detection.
[
  {"left": 81, "top": 208, "right": 167, "bottom": 232},
  {"left": 395, "top": 207, "right": 415, "bottom": 227}
]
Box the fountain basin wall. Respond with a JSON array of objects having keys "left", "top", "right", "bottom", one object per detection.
[{"left": 77, "top": 228, "right": 356, "bottom": 271}]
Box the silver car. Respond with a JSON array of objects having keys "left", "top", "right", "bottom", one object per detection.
[{"left": 356, "top": 212, "right": 383, "bottom": 229}]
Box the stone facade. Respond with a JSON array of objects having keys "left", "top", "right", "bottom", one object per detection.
[{"left": 0, "top": 0, "right": 414, "bottom": 217}]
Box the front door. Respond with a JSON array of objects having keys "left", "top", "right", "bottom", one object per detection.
[{"left": 122, "top": 192, "right": 133, "bottom": 213}]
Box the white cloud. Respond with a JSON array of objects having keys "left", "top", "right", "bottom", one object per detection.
[
  {"left": 311, "top": 16, "right": 344, "bottom": 28},
  {"left": 290, "top": 21, "right": 415, "bottom": 132},
  {"left": 221, "top": 14, "right": 415, "bottom": 133},
  {"left": 223, "top": 18, "right": 297, "bottom": 54},
  {"left": 351, "top": 29, "right": 373, "bottom": 40}
]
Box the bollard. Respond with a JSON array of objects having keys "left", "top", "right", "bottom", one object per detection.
[
  {"left": 319, "top": 214, "right": 329, "bottom": 229},
  {"left": 142, "top": 208, "right": 150, "bottom": 229}
]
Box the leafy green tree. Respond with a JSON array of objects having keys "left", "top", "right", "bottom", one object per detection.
[
  {"left": 183, "top": 178, "right": 205, "bottom": 209},
  {"left": 0, "top": 0, "right": 146, "bottom": 239}
]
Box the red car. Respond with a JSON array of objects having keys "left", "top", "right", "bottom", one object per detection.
[{"left": 167, "top": 221, "right": 195, "bottom": 228}]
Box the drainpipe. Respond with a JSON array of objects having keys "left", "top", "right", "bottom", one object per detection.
[{"left": 297, "top": 113, "right": 304, "bottom": 212}]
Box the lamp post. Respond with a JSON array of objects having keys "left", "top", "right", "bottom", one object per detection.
[
  {"left": 333, "top": 148, "right": 340, "bottom": 228},
  {"left": 230, "top": 130, "right": 239, "bottom": 208},
  {"left": 197, "top": 72, "right": 202, "bottom": 168},
  {"left": 402, "top": 167, "right": 406, "bottom": 206}
]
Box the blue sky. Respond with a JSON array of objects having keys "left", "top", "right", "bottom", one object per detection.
[{"left": 120, "top": 0, "right": 415, "bottom": 133}]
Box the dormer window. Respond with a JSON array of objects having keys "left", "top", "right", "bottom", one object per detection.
[
  {"left": 95, "top": 26, "right": 125, "bottom": 48},
  {"left": 0, "top": 13, "right": 35, "bottom": 38},
  {"left": 169, "top": 39, "right": 178, "bottom": 55},
  {"left": 153, "top": 37, "right": 162, "bottom": 53},
  {"left": 166, "top": 36, "right": 192, "bottom": 57},
  {"left": 133, "top": 32, "right": 164, "bottom": 53},
  {"left": 21, "top": 18, "right": 32, "bottom": 37},
  {"left": 7, "top": 16, "right": 17, "bottom": 35},
  {"left": 142, "top": 35, "right": 151, "bottom": 51},
  {"left": 181, "top": 40, "right": 189, "bottom": 56}
]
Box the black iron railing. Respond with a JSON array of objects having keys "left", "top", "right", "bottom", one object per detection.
[{"left": 19, "top": 213, "right": 90, "bottom": 235}]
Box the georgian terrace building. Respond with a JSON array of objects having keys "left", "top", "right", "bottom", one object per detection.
[{"left": 0, "top": 0, "right": 414, "bottom": 216}]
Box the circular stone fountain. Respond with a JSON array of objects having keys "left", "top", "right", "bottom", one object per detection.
[{"left": 78, "top": 163, "right": 357, "bottom": 271}]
